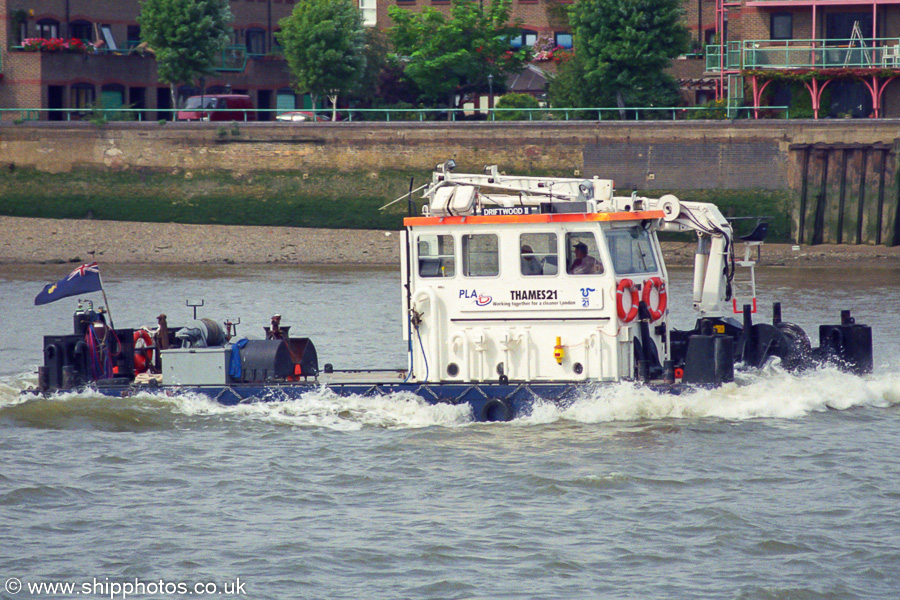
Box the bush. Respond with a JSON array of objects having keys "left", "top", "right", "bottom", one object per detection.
[
  {"left": 494, "top": 93, "right": 541, "bottom": 121},
  {"left": 685, "top": 99, "right": 728, "bottom": 120}
]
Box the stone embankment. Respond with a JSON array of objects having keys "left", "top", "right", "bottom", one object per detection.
[{"left": 1, "top": 216, "right": 899, "bottom": 268}]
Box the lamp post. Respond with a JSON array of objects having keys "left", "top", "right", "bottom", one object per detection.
[{"left": 487, "top": 74, "right": 494, "bottom": 120}]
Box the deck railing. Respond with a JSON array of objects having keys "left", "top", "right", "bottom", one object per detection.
[{"left": 707, "top": 38, "right": 900, "bottom": 72}]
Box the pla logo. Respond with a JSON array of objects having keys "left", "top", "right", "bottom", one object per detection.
[
  {"left": 460, "top": 289, "right": 492, "bottom": 307},
  {"left": 581, "top": 287, "right": 596, "bottom": 307}
]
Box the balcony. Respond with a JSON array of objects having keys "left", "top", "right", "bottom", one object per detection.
[
  {"left": 215, "top": 45, "right": 248, "bottom": 72},
  {"left": 706, "top": 38, "right": 900, "bottom": 72}
]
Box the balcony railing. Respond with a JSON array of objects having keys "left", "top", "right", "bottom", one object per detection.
[
  {"left": 707, "top": 38, "right": 900, "bottom": 72},
  {"left": 216, "top": 45, "right": 248, "bottom": 72},
  {"left": 705, "top": 42, "right": 742, "bottom": 71}
]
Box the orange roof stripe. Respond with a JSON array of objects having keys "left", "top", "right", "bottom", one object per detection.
[{"left": 404, "top": 210, "right": 666, "bottom": 227}]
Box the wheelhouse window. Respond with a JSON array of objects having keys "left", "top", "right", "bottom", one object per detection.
[
  {"left": 566, "top": 232, "right": 603, "bottom": 275},
  {"left": 770, "top": 13, "right": 793, "bottom": 41},
  {"left": 418, "top": 234, "right": 455, "bottom": 277},
  {"left": 462, "top": 234, "right": 499, "bottom": 277},
  {"left": 36, "top": 19, "right": 59, "bottom": 39},
  {"left": 605, "top": 226, "right": 658, "bottom": 275},
  {"left": 520, "top": 233, "right": 557, "bottom": 276}
]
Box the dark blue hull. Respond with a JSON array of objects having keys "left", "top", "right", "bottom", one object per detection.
[{"left": 41, "top": 380, "right": 686, "bottom": 422}]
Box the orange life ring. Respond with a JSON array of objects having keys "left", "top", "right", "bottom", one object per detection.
[
  {"left": 642, "top": 276, "right": 668, "bottom": 321},
  {"left": 133, "top": 329, "right": 154, "bottom": 374},
  {"left": 616, "top": 279, "right": 639, "bottom": 323}
]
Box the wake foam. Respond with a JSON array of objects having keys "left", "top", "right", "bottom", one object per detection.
[
  {"left": 2, "top": 367, "right": 898, "bottom": 430},
  {"left": 522, "top": 366, "right": 900, "bottom": 425}
]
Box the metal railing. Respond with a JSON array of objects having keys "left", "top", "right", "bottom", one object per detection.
[
  {"left": 8, "top": 43, "right": 251, "bottom": 72},
  {"left": 707, "top": 38, "right": 900, "bottom": 72},
  {"left": 706, "top": 42, "right": 742, "bottom": 71},
  {"left": 0, "top": 105, "right": 793, "bottom": 123},
  {"left": 216, "top": 45, "right": 248, "bottom": 71}
]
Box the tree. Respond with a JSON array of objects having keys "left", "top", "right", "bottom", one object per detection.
[
  {"left": 388, "top": 0, "right": 531, "bottom": 112},
  {"left": 277, "top": 0, "right": 366, "bottom": 120},
  {"left": 547, "top": 54, "right": 592, "bottom": 117},
  {"left": 568, "top": 0, "right": 689, "bottom": 113},
  {"left": 138, "top": 0, "right": 232, "bottom": 107}
]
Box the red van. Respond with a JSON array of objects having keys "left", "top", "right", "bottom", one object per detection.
[{"left": 176, "top": 94, "right": 255, "bottom": 122}]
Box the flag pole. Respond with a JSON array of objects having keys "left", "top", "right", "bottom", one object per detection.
[
  {"left": 92, "top": 254, "right": 116, "bottom": 330},
  {"left": 99, "top": 276, "right": 116, "bottom": 330}
]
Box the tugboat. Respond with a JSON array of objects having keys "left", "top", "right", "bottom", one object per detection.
[{"left": 31, "top": 161, "right": 873, "bottom": 421}]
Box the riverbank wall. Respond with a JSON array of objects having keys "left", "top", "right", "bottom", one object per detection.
[{"left": 0, "top": 120, "right": 898, "bottom": 245}]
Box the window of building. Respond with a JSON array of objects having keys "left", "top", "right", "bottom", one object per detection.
[
  {"left": 99, "top": 24, "right": 119, "bottom": 51},
  {"left": 520, "top": 233, "right": 557, "bottom": 276},
  {"left": 126, "top": 25, "right": 141, "bottom": 48},
  {"left": 770, "top": 13, "right": 793, "bottom": 41},
  {"left": 605, "top": 226, "right": 657, "bottom": 275},
  {"left": 510, "top": 29, "right": 538, "bottom": 49},
  {"left": 566, "top": 232, "right": 603, "bottom": 275},
  {"left": 246, "top": 28, "right": 266, "bottom": 55},
  {"left": 359, "top": 0, "right": 376, "bottom": 27},
  {"left": 69, "top": 20, "right": 93, "bottom": 41},
  {"left": 71, "top": 83, "right": 96, "bottom": 112},
  {"left": 418, "top": 234, "right": 455, "bottom": 277},
  {"left": 271, "top": 29, "right": 283, "bottom": 54},
  {"left": 36, "top": 19, "right": 59, "bottom": 39},
  {"left": 555, "top": 32, "right": 574, "bottom": 49},
  {"left": 462, "top": 234, "right": 499, "bottom": 277}
]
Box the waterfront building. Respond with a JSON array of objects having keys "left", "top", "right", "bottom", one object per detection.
[
  {"left": 4, "top": 0, "right": 897, "bottom": 119},
  {"left": 0, "top": 0, "right": 319, "bottom": 120},
  {"left": 698, "top": 0, "right": 900, "bottom": 117}
]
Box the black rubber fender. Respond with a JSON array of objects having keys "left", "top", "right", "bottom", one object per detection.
[{"left": 480, "top": 398, "right": 512, "bottom": 422}]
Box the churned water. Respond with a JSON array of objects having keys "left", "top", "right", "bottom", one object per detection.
[{"left": 1, "top": 263, "right": 899, "bottom": 600}]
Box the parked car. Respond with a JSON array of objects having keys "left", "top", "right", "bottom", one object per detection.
[
  {"left": 176, "top": 94, "right": 255, "bottom": 122},
  {"left": 276, "top": 111, "right": 331, "bottom": 122}
]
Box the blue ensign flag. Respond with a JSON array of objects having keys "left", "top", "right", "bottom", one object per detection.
[{"left": 34, "top": 262, "right": 103, "bottom": 306}]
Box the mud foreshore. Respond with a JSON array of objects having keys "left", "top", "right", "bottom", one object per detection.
[{"left": 1, "top": 216, "right": 899, "bottom": 268}]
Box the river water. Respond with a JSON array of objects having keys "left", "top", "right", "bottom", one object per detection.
[{"left": 2, "top": 263, "right": 900, "bottom": 600}]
